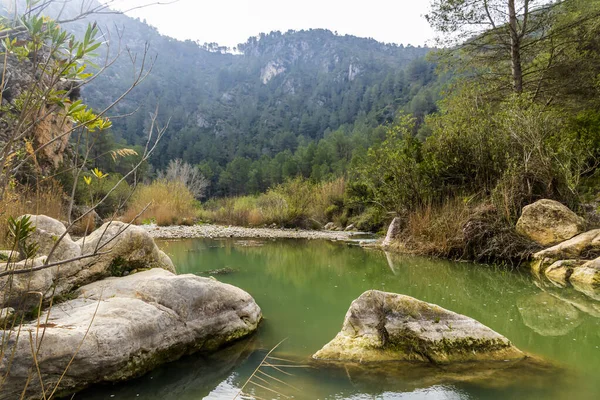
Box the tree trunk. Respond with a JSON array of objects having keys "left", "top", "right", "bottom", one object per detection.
[{"left": 508, "top": 0, "right": 524, "bottom": 93}]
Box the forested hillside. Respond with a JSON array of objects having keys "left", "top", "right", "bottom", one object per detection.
[{"left": 58, "top": 5, "right": 439, "bottom": 196}]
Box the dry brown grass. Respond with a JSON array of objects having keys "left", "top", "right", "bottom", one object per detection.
[
  {"left": 199, "top": 177, "right": 348, "bottom": 229},
  {"left": 0, "top": 181, "right": 66, "bottom": 246},
  {"left": 399, "top": 198, "right": 471, "bottom": 258},
  {"left": 391, "top": 197, "right": 539, "bottom": 264},
  {"left": 121, "top": 179, "right": 198, "bottom": 226}
]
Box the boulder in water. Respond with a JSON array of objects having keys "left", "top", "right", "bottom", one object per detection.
[
  {"left": 382, "top": 217, "right": 404, "bottom": 247},
  {"left": 0, "top": 268, "right": 262, "bottom": 400},
  {"left": 313, "top": 290, "right": 524, "bottom": 364}
]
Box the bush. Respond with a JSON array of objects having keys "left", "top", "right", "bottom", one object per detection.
[
  {"left": 122, "top": 180, "right": 198, "bottom": 226},
  {"left": 198, "top": 177, "right": 351, "bottom": 229}
]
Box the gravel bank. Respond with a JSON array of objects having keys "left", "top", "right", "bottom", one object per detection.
[{"left": 142, "top": 224, "right": 368, "bottom": 241}]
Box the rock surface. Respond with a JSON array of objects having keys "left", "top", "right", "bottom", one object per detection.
[
  {"left": 0, "top": 250, "right": 20, "bottom": 262},
  {"left": 313, "top": 290, "right": 524, "bottom": 364},
  {"left": 0, "top": 216, "right": 175, "bottom": 307},
  {"left": 382, "top": 217, "right": 404, "bottom": 247},
  {"left": 0, "top": 268, "right": 262, "bottom": 400},
  {"left": 516, "top": 200, "right": 584, "bottom": 247},
  {"left": 534, "top": 229, "right": 600, "bottom": 262},
  {"left": 531, "top": 230, "right": 600, "bottom": 296}
]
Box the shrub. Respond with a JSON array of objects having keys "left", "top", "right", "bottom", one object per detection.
[
  {"left": 122, "top": 180, "right": 198, "bottom": 226},
  {"left": 157, "top": 159, "right": 209, "bottom": 199},
  {"left": 198, "top": 177, "right": 350, "bottom": 229},
  {"left": 400, "top": 198, "right": 471, "bottom": 258},
  {"left": 256, "top": 191, "right": 288, "bottom": 226}
]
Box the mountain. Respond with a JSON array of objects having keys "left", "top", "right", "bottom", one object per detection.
[{"left": 2, "top": 1, "right": 442, "bottom": 195}]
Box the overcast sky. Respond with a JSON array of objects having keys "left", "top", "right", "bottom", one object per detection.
[{"left": 107, "top": 0, "right": 436, "bottom": 48}]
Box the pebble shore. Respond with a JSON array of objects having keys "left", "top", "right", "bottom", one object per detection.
[{"left": 142, "top": 224, "right": 364, "bottom": 241}]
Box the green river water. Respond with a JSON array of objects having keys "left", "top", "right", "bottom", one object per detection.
[{"left": 77, "top": 238, "right": 600, "bottom": 400}]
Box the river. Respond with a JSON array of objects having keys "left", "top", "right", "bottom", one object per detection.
[{"left": 75, "top": 238, "right": 600, "bottom": 399}]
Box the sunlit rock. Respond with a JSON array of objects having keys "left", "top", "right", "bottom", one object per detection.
[
  {"left": 533, "top": 229, "right": 600, "bottom": 262},
  {"left": 313, "top": 290, "right": 524, "bottom": 364},
  {"left": 544, "top": 260, "right": 585, "bottom": 287},
  {"left": 517, "top": 200, "right": 585, "bottom": 247}
]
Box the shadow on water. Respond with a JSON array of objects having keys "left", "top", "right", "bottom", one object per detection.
[
  {"left": 73, "top": 337, "right": 258, "bottom": 400},
  {"left": 72, "top": 238, "right": 600, "bottom": 399}
]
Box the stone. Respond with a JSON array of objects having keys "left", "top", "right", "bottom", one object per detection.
[
  {"left": 20, "top": 214, "right": 78, "bottom": 262},
  {"left": 324, "top": 222, "right": 336, "bottom": 230},
  {"left": 516, "top": 199, "right": 584, "bottom": 247},
  {"left": 0, "top": 216, "right": 175, "bottom": 307},
  {"left": 0, "top": 307, "right": 14, "bottom": 325},
  {"left": 76, "top": 221, "right": 175, "bottom": 280},
  {"left": 69, "top": 205, "right": 103, "bottom": 236},
  {"left": 0, "top": 269, "right": 262, "bottom": 400},
  {"left": 345, "top": 224, "right": 356, "bottom": 232},
  {"left": 0, "top": 250, "right": 20, "bottom": 262},
  {"left": 533, "top": 229, "right": 600, "bottom": 263},
  {"left": 382, "top": 217, "right": 404, "bottom": 247},
  {"left": 544, "top": 260, "right": 584, "bottom": 287},
  {"left": 569, "top": 257, "right": 600, "bottom": 297},
  {"left": 313, "top": 290, "right": 524, "bottom": 364}
]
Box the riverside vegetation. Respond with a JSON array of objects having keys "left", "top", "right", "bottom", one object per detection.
[{"left": 65, "top": 0, "right": 600, "bottom": 265}]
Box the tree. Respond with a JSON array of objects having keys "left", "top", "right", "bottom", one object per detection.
[
  {"left": 427, "top": 0, "right": 561, "bottom": 95},
  {"left": 428, "top": 0, "right": 600, "bottom": 103},
  {"left": 157, "top": 159, "right": 209, "bottom": 199}
]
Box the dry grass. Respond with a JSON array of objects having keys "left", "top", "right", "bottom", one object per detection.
[
  {"left": 199, "top": 177, "right": 348, "bottom": 229},
  {"left": 399, "top": 198, "right": 471, "bottom": 258},
  {"left": 122, "top": 179, "right": 198, "bottom": 226},
  {"left": 0, "top": 181, "right": 66, "bottom": 246},
  {"left": 391, "top": 197, "right": 540, "bottom": 264}
]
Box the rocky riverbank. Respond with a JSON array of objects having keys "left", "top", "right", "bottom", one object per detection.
[
  {"left": 143, "top": 223, "right": 366, "bottom": 241},
  {"left": 0, "top": 215, "right": 262, "bottom": 400}
]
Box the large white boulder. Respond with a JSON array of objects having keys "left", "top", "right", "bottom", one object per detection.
[
  {"left": 0, "top": 269, "right": 262, "bottom": 400},
  {"left": 0, "top": 216, "right": 175, "bottom": 307}
]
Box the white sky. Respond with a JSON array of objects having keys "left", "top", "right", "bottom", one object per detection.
[{"left": 107, "top": 0, "right": 436, "bottom": 48}]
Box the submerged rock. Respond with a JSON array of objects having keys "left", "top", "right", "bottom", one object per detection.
[
  {"left": 202, "top": 267, "right": 239, "bottom": 275},
  {"left": 0, "top": 268, "right": 262, "bottom": 400},
  {"left": 313, "top": 290, "right": 524, "bottom": 364},
  {"left": 516, "top": 200, "right": 584, "bottom": 247}
]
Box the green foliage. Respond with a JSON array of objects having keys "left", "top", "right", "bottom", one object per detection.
[
  {"left": 69, "top": 16, "right": 442, "bottom": 195},
  {"left": 352, "top": 115, "right": 430, "bottom": 213},
  {"left": 7, "top": 215, "right": 38, "bottom": 259}
]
